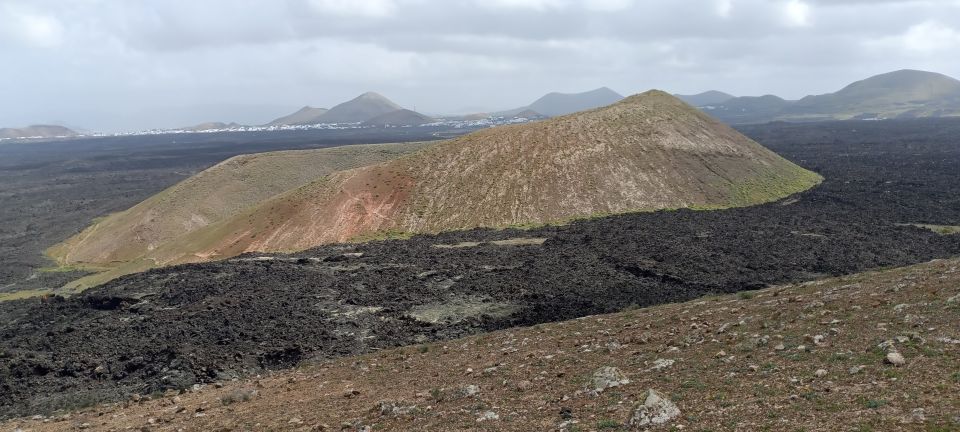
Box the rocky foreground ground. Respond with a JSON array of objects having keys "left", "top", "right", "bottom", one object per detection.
[{"left": 5, "top": 257, "right": 958, "bottom": 431}]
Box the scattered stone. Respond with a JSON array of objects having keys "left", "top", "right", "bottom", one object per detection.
[
  {"left": 459, "top": 384, "right": 480, "bottom": 398},
  {"left": 376, "top": 401, "right": 417, "bottom": 417},
  {"left": 649, "top": 359, "right": 675, "bottom": 371},
  {"left": 885, "top": 352, "right": 906, "bottom": 366},
  {"left": 911, "top": 408, "right": 926, "bottom": 423},
  {"left": 558, "top": 420, "right": 580, "bottom": 431},
  {"left": 591, "top": 366, "right": 630, "bottom": 393},
  {"left": 849, "top": 365, "right": 865, "bottom": 374},
  {"left": 343, "top": 389, "right": 361, "bottom": 399},
  {"left": 774, "top": 343, "right": 786, "bottom": 351},
  {"left": 516, "top": 380, "right": 533, "bottom": 392},
  {"left": 814, "top": 369, "right": 828, "bottom": 378},
  {"left": 947, "top": 293, "right": 959, "bottom": 304},
  {"left": 628, "top": 389, "right": 681, "bottom": 427},
  {"left": 220, "top": 388, "right": 258, "bottom": 405},
  {"left": 289, "top": 417, "right": 303, "bottom": 425},
  {"left": 477, "top": 411, "right": 499, "bottom": 422}
]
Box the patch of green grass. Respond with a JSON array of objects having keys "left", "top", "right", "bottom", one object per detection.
[
  {"left": 36, "top": 264, "right": 95, "bottom": 274},
  {"left": 738, "top": 291, "right": 756, "bottom": 300},
  {"left": 0, "top": 289, "right": 53, "bottom": 302},
  {"left": 830, "top": 353, "right": 849, "bottom": 362},
  {"left": 681, "top": 379, "right": 706, "bottom": 390},
  {"left": 597, "top": 419, "right": 621, "bottom": 429},
  {"left": 861, "top": 398, "right": 887, "bottom": 409},
  {"left": 902, "top": 224, "right": 960, "bottom": 235}
]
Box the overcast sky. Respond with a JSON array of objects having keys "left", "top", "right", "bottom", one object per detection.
[{"left": 2, "top": 0, "right": 960, "bottom": 132}]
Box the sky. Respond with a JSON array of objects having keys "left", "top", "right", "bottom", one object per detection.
[{"left": 2, "top": 0, "right": 960, "bottom": 132}]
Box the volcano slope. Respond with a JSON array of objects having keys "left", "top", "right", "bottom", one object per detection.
[
  {"left": 44, "top": 142, "right": 431, "bottom": 290},
  {"left": 50, "top": 91, "right": 820, "bottom": 272},
  {"left": 0, "top": 118, "right": 959, "bottom": 419}
]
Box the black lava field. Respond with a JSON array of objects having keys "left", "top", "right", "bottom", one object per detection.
[
  {"left": 0, "top": 128, "right": 445, "bottom": 292},
  {"left": 1, "top": 118, "right": 959, "bottom": 418}
]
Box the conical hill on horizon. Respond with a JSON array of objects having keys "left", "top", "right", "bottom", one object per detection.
[{"left": 50, "top": 90, "right": 821, "bottom": 285}]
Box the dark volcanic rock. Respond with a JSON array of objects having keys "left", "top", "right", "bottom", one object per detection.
[{"left": 1, "top": 118, "right": 960, "bottom": 418}]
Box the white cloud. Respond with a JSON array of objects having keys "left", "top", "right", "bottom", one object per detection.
[
  {"left": 900, "top": 20, "right": 960, "bottom": 53},
  {"left": 308, "top": 0, "right": 398, "bottom": 17},
  {"left": 783, "top": 0, "right": 812, "bottom": 27},
  {"left": 864, "top": 20, "right": 960, "bottom": 56},
  {"left": 716, "top": 0, "right": 733, "bottom": 18},
  {"left": 583, "top": 0, "right": 635, "bottom": 12},
  {"left": 477, "top": 0, "right": 567, "bottom": 11},
  {"left": 3, "top": 0, "right": 960, "bottom": 131},
  {"left": 0, "top": 4, "right": 64, "bottom": 48}
]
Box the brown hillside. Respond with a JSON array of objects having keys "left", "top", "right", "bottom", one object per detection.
[
  {"left": 166, "top": 90, "right": 820, "bottom": 260},
  {"left": 48, "top": 142, "right": 430, "bottom": 272},
  {"left": 7, "top": 258, "right": 958, "bottom": 431}
]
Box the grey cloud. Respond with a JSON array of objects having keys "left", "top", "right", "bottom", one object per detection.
[{"left": 1, "top": 0, "right": 959, "bottom": 132}]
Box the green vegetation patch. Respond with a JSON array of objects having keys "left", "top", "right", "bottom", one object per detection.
[{"left": 902, "top": 224, "right": 960, "bottom": 235}]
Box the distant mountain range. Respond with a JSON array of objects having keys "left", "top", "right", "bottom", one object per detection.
[
  {"left": 362, "top": 109, "right": 433, "bottom": 126},
  {"left": 0, "top": 125, "right": 76, "bottom": 140},
  {"left": 674, "top": 91, "right": 735, "bottom": 107},
  {"left": 12, "top": 69, "right": 960, "bottom": 134},
  {"left": 265, "top": 92, "right": 433, "bottom": 126},
  {"left": 496, "top": 87, "right": 625, "bottom": 117},
  {"left": 266, "top": 107, "right": 329, "bottom": 126},
  {"left": 182, "top": 122, "right": 242, "bottom": 132},
  {"left": 688, "top": 70, "right": 960, "bottom": 124}
]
